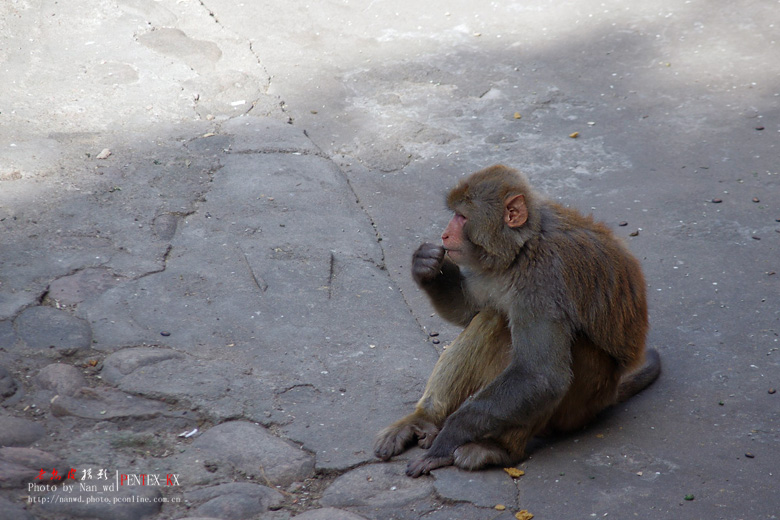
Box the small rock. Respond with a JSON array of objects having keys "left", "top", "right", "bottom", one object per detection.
[
  {"left": 36, "top": 363, "right": 88, "bottom": 396},
  {"left": 0, "top": 320, "right": 18, "bottom": 350},
  {"left": 745, "top": 452, "right": 755, "bottom": 458},
  {"left": 187, "top": 482, "right": 283, "bottom": 519},
  {"left": 96, "top": 148, "right": 112, "bottom": 159},
  {"left": 711, "top": 198, "right": 723, "bottom": 203},
  {"left": 619, "top": 221, "right": 628, "bottom": 227},
  {"left": 47, "top": 268, "right": 120, "bottom": 306},
  {"left": 101, "top": 347, "right": 185, "bottom": 386},
  {"left": 0, "top": 416, "right": 46, "bottom": 447},
  {"left": 152, "top": 213, "right": 179, "bottom": 240},
  {"left": 320, "top": 463, "right": 434, "bottom": 509},
  {"left": 191, "top": 422, "right": 314, "bottom": 486},
  {"left": 0, "top": 447, "right": 63, "bottom": 488},
  {"left": 15, "top": 306, "right": 92, "bottom": 356},
  {"left": 0, "top": 365, "right": 19, "bottom": 400},
  {"left": 50, "top": 387, "right": 169, "bottom": 422}
]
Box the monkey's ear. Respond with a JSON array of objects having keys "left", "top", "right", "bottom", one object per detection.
[{"left": 504, "top": 194, "right": 528, "bottom": 228}]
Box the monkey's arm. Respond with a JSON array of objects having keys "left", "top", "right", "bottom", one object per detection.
[
  {"left": 412, "top": 243, "right": 476, "bottom": 327},
  {"left": 406, "top": 317, "right": 572, "bottom": 477}
]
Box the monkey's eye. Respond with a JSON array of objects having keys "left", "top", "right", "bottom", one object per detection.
[{"left": 453, "top": 213, "right": 467, "bottom": 224}]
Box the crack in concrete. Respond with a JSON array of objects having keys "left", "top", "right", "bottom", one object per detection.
[
  {"left": 276, "top": 383, "right": 318, "bottom": 395},
  {"left": 197, "top": 0, "right": 221, "bottom": 25},
  {"left": 135, "top": 244, "right": 173, "bottom": 280},
  {"left": 228, "top": 147, "right": 328, "bottom": 158},
  {"left": 240, "top": 246, "right": 268, "bottom": 293},
  {"left": 326, "top": 251, "right": 336, "bottom": 300}
]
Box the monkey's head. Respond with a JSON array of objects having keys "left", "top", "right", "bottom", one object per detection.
[{"left": 443, "top": 165, "right": 541, "bottom": 271}]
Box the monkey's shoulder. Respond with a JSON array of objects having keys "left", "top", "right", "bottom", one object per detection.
[{"left": 542, "top": 202, "right": 615, "bottom": 237}]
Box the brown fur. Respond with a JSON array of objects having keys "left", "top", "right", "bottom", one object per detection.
[{"left": 375, "top": 165, "right": 660, "bottom": 477}]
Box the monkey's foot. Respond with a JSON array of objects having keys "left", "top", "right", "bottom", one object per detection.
[
  {"left": 406, "top": 454, "right": 453, "bottom": 478},
  {"left": 374, "top": 419, "right": 439, "bottom": 461},
  {"left": 453, "top": 442, "right": 514, "bottom": 470}
]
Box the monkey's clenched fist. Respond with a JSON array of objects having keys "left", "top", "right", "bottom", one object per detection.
[{"left": 411, "top": 243, "right": 445, "bottom": 286}]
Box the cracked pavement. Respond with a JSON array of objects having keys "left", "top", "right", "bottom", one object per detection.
[{"left": 0, "top": 0, "right": 778, "bottom": 519}]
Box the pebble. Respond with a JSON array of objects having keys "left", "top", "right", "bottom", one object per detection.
[
  {"left": 711, "top": 198, "right": 723, "bottom": 203},
  {"left": 191, "top": 421, "right": 315, "bottom": 486},
  {"left": 0, "top": 320, "right": 18, "bottom": 350},
  {"left": 96, "top": 148, "right": 112, "bottom": 159},
  {"left": 619, "top": 221, "right": 628, "bottom": 227},
  {"left": 0, "top": 365, "right": 19, "bottom": 401},
  {"left": 50, "top": 387, "right": 169, "bottom": 422},
  {"left": 15, "top": 306, "right": 92, "bottom": 356},
  {"left": 101, "top": 347, "right": 185, "bottom": 386},
  {"left": 0, "top": 415, "right": 46, "bottom": 447},
  {"left": 0, "top": 446, "right": 63, "bottom": 488},
  {"left": 35, "top": 363, "right": 88, "bottom": 396},
  {"left": 186, "top": 482, "right": 283, "bottom": 519},
  {"left": 47, "top": 268, "right": 120, "bottom": 306},
  {"left": 152, "top": 212, "right": 179, "bottom": 240},
  {"left": 769, "top": 388, "right": 776, "bottom": 394},
  {"left": 745, "top": 452, "right": 755, "bottom": 458}
]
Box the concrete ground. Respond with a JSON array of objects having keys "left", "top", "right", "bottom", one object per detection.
[{"left": 0, "top": 1, "right": 777, "bottom": 519}]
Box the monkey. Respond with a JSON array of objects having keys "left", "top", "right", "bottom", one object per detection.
[{"left": 374, "top": 165, "right": 661, "bottom": 477}]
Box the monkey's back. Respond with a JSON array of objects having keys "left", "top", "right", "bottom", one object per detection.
[{"left": 535, "top": 202, "right": 648, "bottom": 370}]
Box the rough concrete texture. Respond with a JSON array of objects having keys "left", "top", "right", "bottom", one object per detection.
[{"left": 0, "top": 1, "right": 777, "bottom": 519}]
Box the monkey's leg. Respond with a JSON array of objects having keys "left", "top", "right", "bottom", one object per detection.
[
  {"left": 546, "top": 336, "right": 622, "bottom": 432},
  {"left": 451, "top": 407, "right": 556, "bottom": 472},
  {"left": 376, "top": 310, "right": 511, "bottom": 462},
  {"left": 401, "top": 311, "right": 512, "bottom": 474},
  {"left": 453, "top": 439, "right": 521, "bottom": 470},
  {"left": 447, "top": 335, "right": 597, "bottom": 474}
]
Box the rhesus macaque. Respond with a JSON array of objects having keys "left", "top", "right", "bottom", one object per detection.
[{"left": 375, "top": 165, "right": 660, "bottom": 477}]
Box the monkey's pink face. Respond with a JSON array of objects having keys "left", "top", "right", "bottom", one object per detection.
[{"left": 441, "top": 212, "right": 467, "bottom": 263}]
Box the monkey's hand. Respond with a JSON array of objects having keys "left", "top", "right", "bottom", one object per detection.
[
  {"left": 412, "top": 243, "right": 446, "bottom": 286},
  {"left": 374, "top": 417, "right": 440, "bottom": 461}
]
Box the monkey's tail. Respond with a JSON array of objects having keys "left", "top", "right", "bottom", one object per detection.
[{"left": 616, "top": 347, "right": 661, "bottom": 403}]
